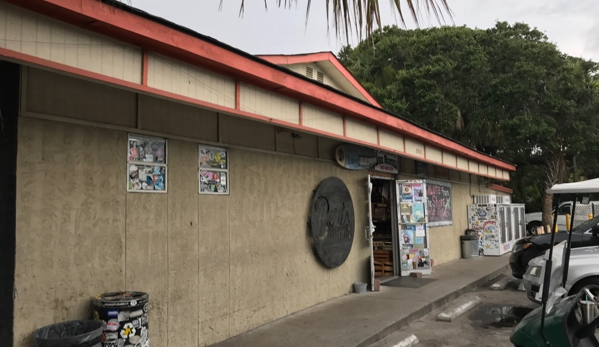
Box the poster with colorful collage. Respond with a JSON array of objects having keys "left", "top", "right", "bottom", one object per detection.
[
  {"left": 200, "top": 170, "right": 228, "bottom": 194},
  {"left": 199, "top": 145, "right": 227, "bottom": 170},
  {"left": 128, "top": 134, "right": 167, "bottom": 193},
  {"left": 400, "top": 202, "right": 413, "bottom": 224},
  {"left": 412, "top": 183, "right": 423, "bottom": 202},
  {"left": 401, "top": 248, "right": 430, "bottom": 270},
  {"left": 412, "top": 203, "right": 425, "bottom": 223},
  {"left": 401, "top": 184, "right": 413, "bottom": 201},
  {"left": 128, "top": 164, "right": 166, "bottom": 192},
  {"left": 128, "top": 135, "right": 166, "bottom": 164},
  {"left": 199, "top": 145, "right": 229, "bottom": 195},
  {"left": 401, "top": 226, "right": 415, "bottom": 249},
  {"left": 414, "top": 230, "right": 426, "bottom": 249}
]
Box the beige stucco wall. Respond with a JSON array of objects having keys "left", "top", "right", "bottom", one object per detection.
[
  {"left": 13, "top": 67, "right": 512, "bottom": 347},
  {"left": 14, "top": 117, "right": 369, "bottom": 347},
  {"left": 426, "top": 183, "right": 503, "bottom": 264}
]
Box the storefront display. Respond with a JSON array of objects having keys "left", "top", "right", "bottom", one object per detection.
[{"left": 397, "top": 180, "right": 432, "bottom": 276}]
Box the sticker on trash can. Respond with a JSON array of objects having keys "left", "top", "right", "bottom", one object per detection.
[
  {"left": 118, "top": 311, "right": 130, "bottom": 322},
  {"left": 130, "top": 309, "right": 143, "bottom": 318},
  {"left": 103, "top": 332, "right": 118, "bottom": 342},
  {"left": 106, "top": 319, "right": 119, "bottom": 331}
]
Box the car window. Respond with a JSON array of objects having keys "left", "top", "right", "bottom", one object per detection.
[
  {"left": 558, "top": 204, "right": 571, "bottom": 215},
  {"left": 573, "top": 215, "right": 599, "bottom": 234}
]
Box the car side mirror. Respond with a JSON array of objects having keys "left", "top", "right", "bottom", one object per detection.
[{"left": 592, "top": 225, "right": 599, "bottom": 237}]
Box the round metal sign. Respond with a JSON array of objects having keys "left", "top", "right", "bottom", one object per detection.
[{"left": 310, "top": 177, "right": 355, "bottom": 268}]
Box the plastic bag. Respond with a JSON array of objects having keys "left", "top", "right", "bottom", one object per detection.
[{"left": 34, "top": 320, "right": 103, "bottom": 347}]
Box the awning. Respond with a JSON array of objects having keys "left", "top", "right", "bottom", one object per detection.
[{"left": 547, "top": 178, "right": 599, "bottom": 194}]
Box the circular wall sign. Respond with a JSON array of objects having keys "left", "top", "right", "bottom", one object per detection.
[{"left": 310, "top": 177, "right": 355, "bottom": 268}]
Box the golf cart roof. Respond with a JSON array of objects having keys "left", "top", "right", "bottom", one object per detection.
[{"left": 547, "top": 178, "right": 599, "bottom": 194}]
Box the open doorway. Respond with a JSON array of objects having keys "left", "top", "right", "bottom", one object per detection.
[{"left": 370, "top": 178, "right": 399, "bottom": 281}]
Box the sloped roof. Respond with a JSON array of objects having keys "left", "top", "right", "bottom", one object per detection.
[
  {"left": 4, "top": 0, "right": 516, "bottom": 173},
  {"left": 258, "top": 52, "right": 382, "bottom": 108}
]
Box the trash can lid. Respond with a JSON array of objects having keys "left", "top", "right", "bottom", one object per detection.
[
  {"left": 460, "top": 234, "right": 479, "bottom": 240},
  {"left": 92, "top": 291, "right": 149, "bottom": 308}
]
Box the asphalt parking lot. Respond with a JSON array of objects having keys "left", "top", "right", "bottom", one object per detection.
[{"left": 375, "top": 271, "right": 538, "bottom": 347}]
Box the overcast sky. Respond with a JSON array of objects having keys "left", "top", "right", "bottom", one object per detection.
[{"left": 131, "top": 0, "right": 599, "bottom": 61}]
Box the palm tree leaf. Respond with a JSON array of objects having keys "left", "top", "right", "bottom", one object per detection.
[{"left": 229, "top": 0, "right": 452, "bottom": 42}]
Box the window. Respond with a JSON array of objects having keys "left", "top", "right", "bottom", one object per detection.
[
  {"left": 199, "top": 145, "right": 229, "bottom": 194},
  {"left": 558, "top": 204, "right": 571, "bottom": 215},
  {"left": 127, "top": 134, "right": 167, "bottom": 192}
]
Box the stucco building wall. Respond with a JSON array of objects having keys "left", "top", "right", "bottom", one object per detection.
[
  {"left": 14, "top": 117, "right": 369, "bottom": 347},
  {"left": 13, "top": 67, "right": 509, "bottom": 347}
]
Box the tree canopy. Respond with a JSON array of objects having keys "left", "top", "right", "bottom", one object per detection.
[{"left": 339, "top": 22, "right": 599, "bottom": 215}]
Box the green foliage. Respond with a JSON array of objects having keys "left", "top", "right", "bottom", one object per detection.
[{"left": 340, "top": 22, "right": 599, "bottom": 211}]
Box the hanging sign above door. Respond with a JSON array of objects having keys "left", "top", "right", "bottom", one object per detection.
[{"left": 335, "top": 144, "right": 399, "bottom": 174}]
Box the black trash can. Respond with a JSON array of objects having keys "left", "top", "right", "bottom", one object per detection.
[
  {"left": 34, "top": 320, "right": 103, "bottom": 347},
  {"left": 460, "top": 234, "right": 479, "bottom": 259},
  {"left": 91, "top": 291, "right": 150, "bottom": 347}
]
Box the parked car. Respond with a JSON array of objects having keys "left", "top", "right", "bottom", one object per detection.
[
  {"left": 523, "top": 236, "right": 599, "bottom": 305},
  {"left": 509, "top": 215, "right": 599, "bottom": 279},
  {"left": 524, "top": 201, "right": 573, "bottom": 235}
]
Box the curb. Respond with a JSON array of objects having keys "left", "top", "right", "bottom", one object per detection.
[
  {"left": 490, "top": 276, "right": 516, "bottom": 291},
  {"left": 436, "top": 295, "right": 482, "bottom": 322},
  {"left": 355, "top": 264, "right": 508, "bottom": 347},
  {"left": 393, "top": 334, "right": 419, "bottom": 347}
]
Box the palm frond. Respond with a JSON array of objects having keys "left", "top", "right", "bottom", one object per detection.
[{"left": 227, "top": 0, "right": 453, "bottom": 42}]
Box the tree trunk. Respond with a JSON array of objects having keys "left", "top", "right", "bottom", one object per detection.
[
  {"left": 542, "top": 151, "right": 567, "bottom": 233},
  {"left": 542, "top": 192, "right": 554, "bottom": 233}
]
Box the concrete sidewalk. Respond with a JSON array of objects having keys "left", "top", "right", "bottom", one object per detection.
[{"left": 211, "top": 255, "right": 510, "bottom": 347}]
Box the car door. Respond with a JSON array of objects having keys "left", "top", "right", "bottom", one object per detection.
[{"left": 580, "top": 229, "right": 599, "bottom": 247}]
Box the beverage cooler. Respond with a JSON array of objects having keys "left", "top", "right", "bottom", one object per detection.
[{"left": 467, "top": 195, "right": 526, "bottom": 256}]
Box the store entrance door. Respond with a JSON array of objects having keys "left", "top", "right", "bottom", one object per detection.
[{"left": 368, "top": 176, "right": 400, "bottom": 284}]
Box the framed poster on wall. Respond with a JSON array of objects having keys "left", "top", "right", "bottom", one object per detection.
[
  {"left": 127, "top": 134, "right": 167, "bottom": 193},
  {"left": 199, "top": 145, "right": 229, "bottom": 195},
  {"left": 425, "top": 179, "right": 452, "bottom": 226}
]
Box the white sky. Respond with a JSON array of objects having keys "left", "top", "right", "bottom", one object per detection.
[{"left": 130, "top": 0, "right": 599, "bottom": 61}]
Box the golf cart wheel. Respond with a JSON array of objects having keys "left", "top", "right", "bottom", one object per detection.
[
  {"left": 569, "top": 277, "right": 599, "bottom": 297},
  {"left": 526, "top": 222, "right": 542, "bottom": 236}
]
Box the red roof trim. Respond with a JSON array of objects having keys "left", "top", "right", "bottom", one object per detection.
[
  {"left": 4, "top": 0, "right": 515, "bottom": 172},
  {"left": 487, "top": 183, "right": 513, "bottom": 194},
  {"left": 1, "top": 46, "right": 505, "bottom": 180},
  {"left": 258, "top": 52, "right": 383, "bottom": 108}
]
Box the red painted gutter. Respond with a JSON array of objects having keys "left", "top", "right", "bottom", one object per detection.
[
  {"left": 487, "top": 183, "right": 513, "bottom": 194},
  {"left": 4, "top": 0, "right": 515, "bottom": 171}
]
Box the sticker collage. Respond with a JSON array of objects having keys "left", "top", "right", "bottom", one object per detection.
[
  {"left": 399, "top": 183, "right": 431, "bottom": 271},
  {"left": 199, "top": 145, "right": 228, "bottom": 194},
  {"left": 128, "top": 135, "right": 167, "bottom": 192},
  {"left": 467, "top": 204, "right": 499, "bottom": 256}
]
